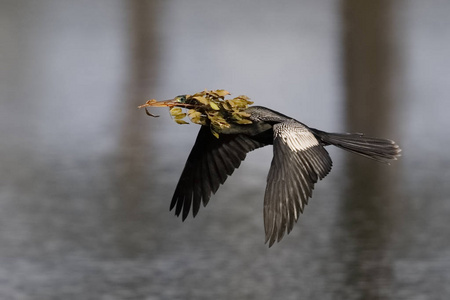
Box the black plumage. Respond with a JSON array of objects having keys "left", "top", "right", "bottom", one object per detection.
[{"left": 169, "top": 106, "right": 401, "bottom": 246}]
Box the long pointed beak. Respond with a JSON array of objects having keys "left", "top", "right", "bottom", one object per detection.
[{"left": 138, "top": 98, "right": 195, "bottom": 118}]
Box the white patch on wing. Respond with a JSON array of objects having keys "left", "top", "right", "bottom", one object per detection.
[
  {"left": 284, "top": 133, "right": 318, "bottom": 152},
  {"left": 274, "top": 120, "right": 319, "bottom": 152}
]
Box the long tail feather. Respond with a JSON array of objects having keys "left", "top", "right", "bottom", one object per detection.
[{"left": 311, "top": 129, "right": 401, "bottom": 164}]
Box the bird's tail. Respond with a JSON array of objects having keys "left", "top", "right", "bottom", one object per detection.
[{"left": 311, "top": 129, "right": 401, "bottom": 164}]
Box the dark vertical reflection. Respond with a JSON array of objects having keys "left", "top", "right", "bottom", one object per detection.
[
  {"left": 343, "top": 0, "right": 395, "bottom": 135},
  {"left": 337, "top": 0, "right": 400, "bottom": 298},
  {"left": 112, "top": 0, "right": 161, "bottom": 257}
]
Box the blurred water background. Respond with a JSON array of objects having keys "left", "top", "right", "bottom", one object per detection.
[{"left": 1, "top": 0, "right": 450, "bottom": 299}]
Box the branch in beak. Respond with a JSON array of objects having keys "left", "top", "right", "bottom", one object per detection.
[{"left": 138, "top": 98, "right": 198, "bottom": 118}]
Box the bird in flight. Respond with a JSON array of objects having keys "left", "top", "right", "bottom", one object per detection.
[{"left": 139, "top": 90, "right": 401, "bottom": 246}]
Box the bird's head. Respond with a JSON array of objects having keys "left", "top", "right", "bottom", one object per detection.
[
  {"left": 138, "top": 89, "right": 254, "bottom": 136},
  {"left": 138, "top": 94, "right": 189, "bottom": 108}
]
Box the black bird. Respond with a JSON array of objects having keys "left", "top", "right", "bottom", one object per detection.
[{"left": 140, "top": 92, "right": 401, "bottom": 246}]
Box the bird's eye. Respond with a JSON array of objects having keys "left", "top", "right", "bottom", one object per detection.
[{"left": 175, "top": 95, "right": 187, "bottom": 103}]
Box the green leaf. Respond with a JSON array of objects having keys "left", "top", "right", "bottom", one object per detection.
[
  {"left": 214, "top": 89, "right": 230, "bottom": 97},
  {"left": 174, "top": 113, "right": 187, "bottom": 120},
  {"left": 188, "top": 111, "right": 201, "bottom": 119},
  {"left": 222, "top": 101, "right": 231, "bottom": 110},
  {"left": 236, "top": 119, "right": 252, "bottom": 124},
  {"left": 193, "top": 96, "right": 209, "bottom": 105},
  {"left": 235, "top": 110, "right": 251, "bottom": 117},
  {"left": 175, "top": 119, "right": 189, "bottom": 125},
  {"left": 169, "top": 107, "right": 183, "bottom": 116},
  {"left": 209, "top": 101, "right": 220, "bottom": 110},
  {"left": 210, "top": 128, "right": 219, "bottom": 139}
]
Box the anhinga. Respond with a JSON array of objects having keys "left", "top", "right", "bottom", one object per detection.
[{"left": 140, "top": 90, "right": 401, "bottom": 246}]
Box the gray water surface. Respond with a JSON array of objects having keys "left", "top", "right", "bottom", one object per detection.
[{"left": 1, "top": 0, "right": 450, "bottom": 299}]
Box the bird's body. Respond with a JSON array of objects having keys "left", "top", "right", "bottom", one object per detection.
[{"left": 140, "top": 91, "right": 401, "bottom": 246}]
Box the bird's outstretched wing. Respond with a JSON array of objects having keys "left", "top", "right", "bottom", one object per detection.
[
  {"left": 171, "top": 126, "right": 266, "bottom": 220},
  {"left": 264, "top": 120, "right": 333, "bottom": 246}
]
